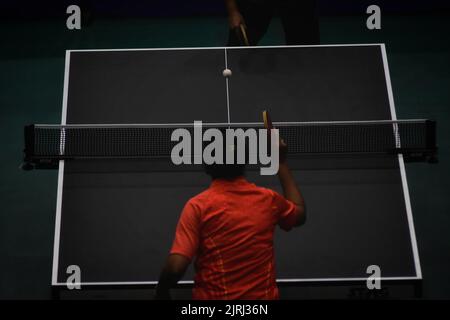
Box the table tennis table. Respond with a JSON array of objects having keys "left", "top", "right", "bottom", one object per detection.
[{"left": 51, "top": 44, "right": 422, "bottom": 297}]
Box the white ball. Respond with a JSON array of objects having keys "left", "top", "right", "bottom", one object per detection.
[{"left": 222, "top": 68, "right": 232, "bottom": 77}]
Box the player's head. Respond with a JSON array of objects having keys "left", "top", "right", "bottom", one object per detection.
[
  {"left": 203, "top": 141, "right": 246, "bottom": 179},
  {"left": 204, "top": 162, "right": 246, "bottom": 180}
]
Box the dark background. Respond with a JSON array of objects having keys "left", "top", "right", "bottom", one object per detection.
[
  {"left": 1, "top": 0, "right": 449, "bottom": 299},
  {"left": 1, "top": 0, "right": 450, "bottom": 18}
]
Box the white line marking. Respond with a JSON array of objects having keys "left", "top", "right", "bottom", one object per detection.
[
  {"left": 52, "top": 50, "right": 71, "bottom": 285},
  {"left": 51, "top": 276, "right": 421, "bottom": 286},
  {"left": 66, "top": 43, "right": 384, "bottom": 53},
  {"left": 36, "top": 119, "right": 427, "bottom": 129},
  {"left": 224, "top": 48, "right": 231, "bottom": 124},
  {"left": 380, "top": 44, "right": 422, "bottom": 279}
]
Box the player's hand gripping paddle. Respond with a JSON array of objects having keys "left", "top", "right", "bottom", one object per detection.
[{"left": 263, "top": 110, "right": 287, "bottom": 163}]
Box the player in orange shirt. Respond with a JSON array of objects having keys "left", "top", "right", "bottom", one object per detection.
[{"left": 155, "top": 139, "right": 306, "bottom": 299}]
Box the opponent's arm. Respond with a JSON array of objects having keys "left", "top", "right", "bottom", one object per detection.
[{"left": 225, "top": 0, "right": 245, "bottom": 29}]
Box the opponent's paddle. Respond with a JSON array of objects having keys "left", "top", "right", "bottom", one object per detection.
[
  {"left": 234, "top": 24, "right": 250, "bottom": 46},
  {"left": 240, "top": 24, "right": 250, "bottom": 46}
]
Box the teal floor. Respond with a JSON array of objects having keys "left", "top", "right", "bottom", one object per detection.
[{"left": 1, "top": 14, "right": 449, "bottom": 299}]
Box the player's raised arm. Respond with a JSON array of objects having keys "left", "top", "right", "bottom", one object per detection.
[{"left": 277, "top": 139, "right": 306, "bottom": 226}]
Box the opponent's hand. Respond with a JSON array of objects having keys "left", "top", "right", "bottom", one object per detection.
[{"left": 228, "top": 10, "right": 245, "bottom": 29}]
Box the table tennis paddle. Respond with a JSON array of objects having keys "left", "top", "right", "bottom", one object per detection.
[
  {"left": 263, "top": 110, "right": 275, "bottom": 149},
  {"left": 263, "top": 110, "right": 287, "bottom": 162},
  {"left": 263, "top": 110, "right": 274, "bottom": 130},
  {"left": 234, "top": 24, "right": 250, "bottom": 46}
]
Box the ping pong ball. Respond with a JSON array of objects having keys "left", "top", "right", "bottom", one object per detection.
[{"left": 223, "top": 69, "right": 232, "bottom": 77}]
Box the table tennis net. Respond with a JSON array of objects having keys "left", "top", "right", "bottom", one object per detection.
[{"left": 23, "top": 120, "right": 437, "bottom": 169}]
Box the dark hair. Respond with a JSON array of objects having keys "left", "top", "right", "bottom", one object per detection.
[
  {"left": 204, "top": 163, "right": 246, "bottom": 179},
  {"left": 203, "top": 139, "right": 246, "bottom": 179}
]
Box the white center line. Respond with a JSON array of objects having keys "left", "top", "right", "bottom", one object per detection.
[{"left": 224, "top": 48, "right": 231, "bottom": 124}]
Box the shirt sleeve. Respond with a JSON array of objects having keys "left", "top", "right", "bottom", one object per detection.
[
  {"left": 170, "top": 200, "right": 201, "bottom": 260},
  {"left": 270, "top": 190, "right": 300, "bottom": 231}
]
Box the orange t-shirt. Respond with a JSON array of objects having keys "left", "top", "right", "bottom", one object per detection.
[{"left": 170, "top": 176, "right": 300, "bottom": 300}]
